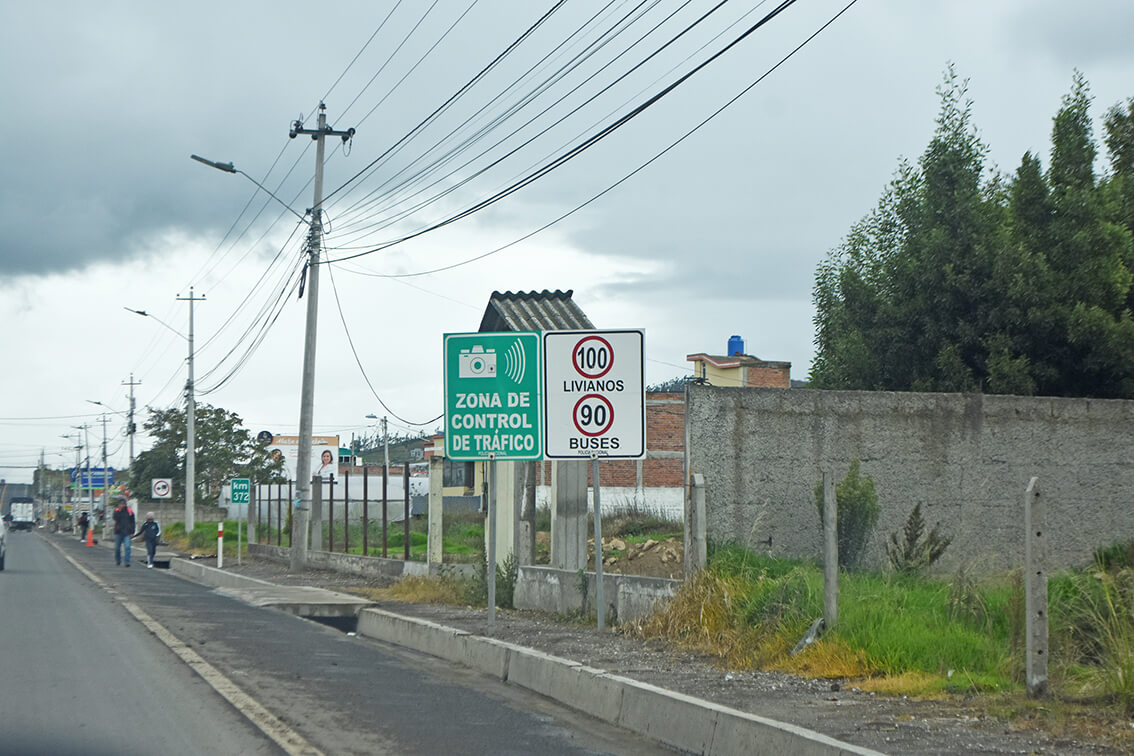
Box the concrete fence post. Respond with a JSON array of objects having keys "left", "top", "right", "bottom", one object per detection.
[
  {"left": 823, "top": 470, "right": 838, "bottom": 632},
  {"left": 427, "top": 455, "right": 444, "bottom": 565},
  {"left": 685, "top": 473, "right": 707, "bottom": 579},
  {"left": 1024, "top": 476, "right": 1048, "bottom": 698}
]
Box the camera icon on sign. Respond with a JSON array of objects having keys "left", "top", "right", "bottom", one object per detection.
[{"left": 459, "top": 345, "right": 497, "bottom": 378}]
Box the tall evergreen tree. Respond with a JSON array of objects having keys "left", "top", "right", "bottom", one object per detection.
[{"left": 811, "top": 70, "right": 1134, "bottom": 399}]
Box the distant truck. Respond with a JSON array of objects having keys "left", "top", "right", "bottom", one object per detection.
[{"left": 8, "top": 497, "right": 35, "bottom": 531}]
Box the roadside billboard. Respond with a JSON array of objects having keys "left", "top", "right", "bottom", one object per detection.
[{"left": 267, "top": 435, "right": 339, "bottom": 481}]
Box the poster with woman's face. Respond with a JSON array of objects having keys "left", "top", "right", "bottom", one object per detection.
[{"left": 267, "top": 435, "right": 338, "bottom": 481}]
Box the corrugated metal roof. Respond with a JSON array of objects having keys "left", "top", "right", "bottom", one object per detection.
[{"left": 478, "top": 290, "right": 595, "bottom": 332}]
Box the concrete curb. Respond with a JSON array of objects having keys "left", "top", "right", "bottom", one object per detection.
[{"left": 176, "top": 559, "right": 883, "bottom": 756}]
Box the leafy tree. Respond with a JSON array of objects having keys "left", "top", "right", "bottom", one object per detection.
[
  {"left": 129, "top": 403, "right": 282, "bottom": 504},
  {"left": 811, "top": 68, "right": 1134, "bottom": 398}
]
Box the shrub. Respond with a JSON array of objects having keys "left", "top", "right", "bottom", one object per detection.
[
  {"left": 465, "top": 551, "right": 519, "bottom": 608},
  {"left": 814, "top": 460, "right": 880, "bottom": 569},
  {"left": 887, "top": 503, "right": 951, "bottom": 573},
  {"left": 1094, "top": 540, "right": 1134, "bottom": 571}
]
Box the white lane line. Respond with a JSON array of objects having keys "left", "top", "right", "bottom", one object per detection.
[{"left": 51, "top": 541, "right": 323, "bottom": 756}]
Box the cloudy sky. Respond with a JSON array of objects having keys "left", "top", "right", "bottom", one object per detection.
[{"left": 2, "top": 1, "right": 1133, "bottom": 484}]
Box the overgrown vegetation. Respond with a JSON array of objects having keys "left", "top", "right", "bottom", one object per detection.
[
  {"left": 814, "top": 460, "right": 880, "bottom": 569},
  {"left": 630, "top": 540, "right": 1134, "bottom": 735},
  {"left": 886, "top": 503, "right": 952, "bottom": 573}
]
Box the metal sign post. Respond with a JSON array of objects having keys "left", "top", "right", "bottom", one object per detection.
[
  {"left": 592, "top": 454, "right": 605, "bottom": 631},
  {"left": 487, "top": 454, "right": 497, "bottom": 633}
]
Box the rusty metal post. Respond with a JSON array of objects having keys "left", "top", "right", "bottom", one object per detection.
[
  {"left": 344, "top": 469, "right": 350, "bottom": 554},
  {"left": 403, "top": 464, "right": 411, "bottom": 561},
  {"left": 362, "top": 465, "right": 369, "bottom": 557},
  {"left": 328, "top": 473, "right": 335, "bottom": 552},
  {"left": 288, "top": 479, "right": 293, "bottom": 545},
  {"left": 276, "top": 482, "right": 282, "bottom": 547},
  {"left": 266, "top": 479, "right": 272, "bottom": 545}
]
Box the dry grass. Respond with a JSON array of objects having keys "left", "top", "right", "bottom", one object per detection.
[
  {"left": 851, "top": 671, "right": 947, "bottom": 697},
  {"left": 343, "top": 575, "right": 466, "bottom": 605},
  {"left": 770, "top": 637, "right": 873, "bottom": 680},
  {"left": 628, "top": 571, "right": 752, "bottom": 666}
]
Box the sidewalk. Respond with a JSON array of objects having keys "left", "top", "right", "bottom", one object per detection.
[{"left": 176, "top": 555, "right": 881, "bottom": 756}]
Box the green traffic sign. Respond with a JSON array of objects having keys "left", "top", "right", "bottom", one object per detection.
[
  {"left": 231, "top": 478, "right": 251, "bottom": 505},
  {"left": 444, "top": 332, "right": 542, "bottom": 460}
]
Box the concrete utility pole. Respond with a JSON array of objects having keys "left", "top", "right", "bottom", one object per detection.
[
  {"left": 177, "top": 288, "right": 205, "bottom": 532},
  {"left": 383, "top": 417, "right": 389, "bottom": 471},
  {"left": 123, "top": 374, "right": 141, "bottom": 466},
  {"left": 99, "top": 415, "right": 110, "bottom": 515},
  {"left": 289, "top": 103, "right": 356, "bottom": 571},
  {"left": 76, "top": 424, "right": 92, "bottom": 516}
]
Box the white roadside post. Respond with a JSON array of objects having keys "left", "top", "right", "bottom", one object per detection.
[{"left": 217, "top": 522, "right": 224, "bottom": 569}]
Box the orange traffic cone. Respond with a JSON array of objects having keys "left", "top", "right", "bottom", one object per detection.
[{"left": 85, "top": 527, "right": 95, "bottom": 547}]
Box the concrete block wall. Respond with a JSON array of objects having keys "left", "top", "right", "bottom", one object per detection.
[
  {"left": 686, "top": 386, "right": 1134, "bottom": 573},
  {"left": 515, "top": 565, "right": 679, "bottom": 623},
  {"left": 248, "top": 543, "right": 476, "bottom": 579}
]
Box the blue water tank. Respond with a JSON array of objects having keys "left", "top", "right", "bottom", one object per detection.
[{"left": 728, "top": 335, "right": 745, "bottom": 356}]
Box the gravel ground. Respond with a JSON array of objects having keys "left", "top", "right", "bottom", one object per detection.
[{"left": 217, "top": 556, "right": 1129, "bottom": 756}]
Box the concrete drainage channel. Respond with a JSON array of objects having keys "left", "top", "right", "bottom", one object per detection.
[{"left": 171, "top": 558, "right": 882, "bottom": 756}]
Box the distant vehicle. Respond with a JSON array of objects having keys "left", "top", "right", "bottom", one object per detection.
[{"left": 9, "top": 498, "right": 35, "bottom": 531}]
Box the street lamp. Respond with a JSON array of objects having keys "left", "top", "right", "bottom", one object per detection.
[
  {"left": 72, "top": 424, "right": 93, "bottom": 517},
  {"left": 190, "top": 154, "right": 308, "bottom": 223},
  {"left": 126, "top": 292, "right": 202, "bottom": 532},
  {"left": 60, "top": 433, "right": 82, "bottom": 508},
  {"left": 85, "top": 401, "right": 117, "bottom": 517},
  {"left": 87, "top": 399, "right": 135, "bottom": 466}
]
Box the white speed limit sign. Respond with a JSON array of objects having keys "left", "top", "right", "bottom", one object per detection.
[
  {"left": 151, "top": 478, "right": 172, "bottom": 499},
  {"left": 543, "top": 329, "right": 645, "bottom": 459}
]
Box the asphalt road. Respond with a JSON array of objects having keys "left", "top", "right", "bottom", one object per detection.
[
  {"left": 2, "top": 531, "right": 675, "bottom": 755},
  {"left": 0, "top": 528, "right": 281, "bottom": 755}
]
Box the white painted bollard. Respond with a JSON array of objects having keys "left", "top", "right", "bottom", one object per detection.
[{"left": 217, "top": 522, "right": 224, "bottom": 569}]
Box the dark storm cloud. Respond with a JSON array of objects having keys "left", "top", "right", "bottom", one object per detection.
[{"left": 1007, "top": 1, "right": 1134, "bottom": 70}]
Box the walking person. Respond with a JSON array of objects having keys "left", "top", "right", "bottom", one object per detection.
[
  {"left": 77, "top": 511, "right": 90, "bottom": 542},
  {"left": 112, "top": 497, "right": 135, "bottom": 567},
  {"left": 133, "top": 512, "right": 162, "bottom": 568}
]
